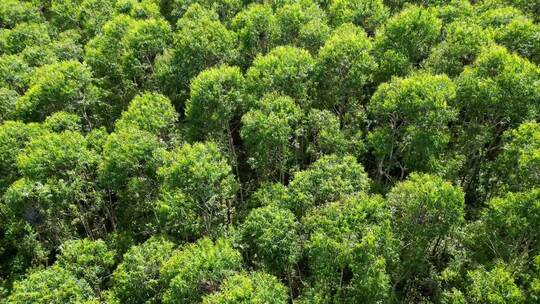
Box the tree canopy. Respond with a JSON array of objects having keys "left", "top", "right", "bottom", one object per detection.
[{"left": 1, "top": 0, "right": 540, "bottom": 302}]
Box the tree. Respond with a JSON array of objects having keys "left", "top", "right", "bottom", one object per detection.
[
  {"left": 495, "top": 18, "right": 540, "bottom": 65},
  {"left": 245, "top": 46, "right": 315, "bottom": 109},
  {"left": 466, "top": 264, "right": 525, "bottom": 304},
  {"left": 241, "top": 93, "right": 302, "bottom": 182},
  {"left": 435, "top": 0, "right": 474, "bottom": 24},
  {"left": 49, "top": 0, "right": 115, "bottom": 39},
  {"left": 43, "top": 111, "right": 82, "bottom": 133},
  {"left": 183, "top": 70, "right": 244, "bottom": 210},
  {"left": 185, "top": 64, "right": 245, "bottom": 156},
  {"left": 374, "top": 5, "right": 442, "bottom": 81},
  {"left": 85, "top": 14, "right": 171, "bottom": 111},
  {"left": 528, "top": 255, "right": 540, "bottom": 302},
  {"left": 231, "top": 3, "right": 279, "bottom": 68},
  {"left": 153, "top": 4, "right": 236, "bottom": 103},
  {"left": 328, "top": 0, "right": 388, "bottom": 34},
  {"left": 115, "top": 92, "right": 178, "bottom": 140},
  {"left": 239, "top": 205, "right": 297, "bottom": 274},
  {"left": 0, "top": 88, "right": 18, "bottom": 122},
  {"left": 111, "top": 237, "right": 175, "bottom": 304},
  {"left": 84, "top": 15, "right": 134, "bottom": 103},
  {"left": 387, "top": 173, "right": 465, "bottom": 302},
  {"left": 0, "top": 22, "right": 50, "bottom": 55},
  {"left": 303, "top": 109, "right": 363, "bottom": 162},
  {"left": 158, "top": 142, "right": 238, "bottom": 237},
  {"left": 0, "top": 121, "right": 43, "bottom": 193},
  {"left": 99, "top": 128, "right": 164, "bottom": 236},
  {"left": 314, "top": 23, "right": 376, "bottom": 119},
  {"left": 6, "top": 265, "right": 96, "bottom": 304},
  {"left": 7, "top": 130, "right": 105, "bottom": 242},
  {"left": 114, "top": 0, "right": 162, "bottom": 19},
  {"left": 15, "top": 61, "right": 105, "bottom": 127},
  {"left": 16, "top": 131, "right": 96, "bottom": 182},
  {"left": 244, "top": 182, "right": 290, "bottom": 212},
  {"left": 425, "top": 21, "right": 494, "bottom": 77},
  {"left": 56, "top": 238, "right": 115, "bottom": 292},
  {"left": 492, "top": 122, "right": 540, "bottom": 195},
  {"left": 202, "top": 272, "right": 289, "bottom": 304},
  {"left": 161, "top": 0, "right": 243, "bottom": 25},
  {"left": 454, "top": 45, "right": 540, "bottom": 204},
  {"left": 287, "top": 154, "right": 370, "bottom": 217},
  {"left": 467, "top": 189, "right": 540, "bottom": 264},
  {"left": 388, "top": 173, "right": 465, "bottom": 262},
  {"left": 275, "top": 1, "right": 330, "bottom": 53},
  {"left": 0, "top": 54, "right": 31, "bottom": 93},
  {"left": 301, "top": 193, "right": 394, "bottom": 303},
  {"left": 0, "top": 129, "right": 108, "bottom": 282},
  {"left": 0, "top": 0, "right": 43, "bottom": 29},
  {"left": 477, "top": 4, "right": 526, "bottom": 29},
  {"left": 119, "top": 17, "right": 172, "bottom": 87},
  {"left": 161, "top": 238, "right": 242, "bottom": 304},
  {"left": 368, "top": 73, "right": 457, "bottom": 182}
]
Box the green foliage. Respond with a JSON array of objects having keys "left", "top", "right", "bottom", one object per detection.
[
  {"left": 454, "top": 46, "right": 540, "bottom": 202},
  {"left": 468, "top": 189, "right": 540, "bottom": 263},
  {"left": 374, "top": 5, "right": 442, "bottom": 80},
  {"left": 435, "top": 0, "right": 474, "bottom": 24},
  {"left": 304, "top": 109, "right": 359, "bottom": 161},
  {"left": 6, "top": 265, "right": 96, "bottom": 304},
  {"left": 100, "top": 129, "right": 163, "bottom": 192},
  {"left": 328, "top": 0, "right": 388, "bottom": 34},
  {"left": 158, "top": 142, "right": 238, "bottom": 236},
  {"left": 161, "top": 238, "right": 242, "bottom": 304},
  {"left": 115, "top": 92, "right": 178, "bottom": 138},
  {"left": 302, "top": 193, "right": 394, "bottom": 303},
  {"left": 99, "top": 128, "right": 164, "bottom": 235},
  {"left": 43, "top": 111, "right": 82, "bottom": 132},
  {"left": 16, "top": 60, "right": 104, "bottom": 126},
  {"left": 2, "top": 0, "right": 540, "bottom": 302},
  {"left": 0, "top": 54, "right": 31, "bottom": 93},
  {"left": 202, "top": 272, "right": 288, "bottom": 303},
  {"left": 239, "top": 205, "right": 297, "bottom": 273},
  {"left": 162, "top": 0, "right": 243, "bottom": 24},
  {"left": 492, "top": 122, "right": 540, "bottom": 194},
  {"left": 0, "top": 121, "right": 43, "bottom": 192},
  {"left": 245, "top": 182, "right": 290, "bottom": 211},
  {"left": 241, "top": 93, "right": 302, "bottom": 182},
  {"left": 185, "top": 65, "right": 245, "bottom": 141},
  {"left": 315, "top": 23, "right": 376, "bottom": 117},
  {"left": 56, "top": 238, "right": 115, "bottom": 292},
  {"left": 111, "top": 237, "right": 175, "bottom": 304},
  {"left": 85, "top": 14, "right": 171, "bottom": 108},
  {"left": 425, "top": 21, "right": 493, "bottom": 77},
  {"left": 467, "top": 264, "right": 525, "bottom": 304},
  {"left": 275, "top": 1, "right": 330, "bottom": 53},
  {"left": 231, "top": 4, "right": 279, "bottom": 68},
  {"left": 368, "top": 73, "right": 457, "bottom": 180},
  {"left": 154, "top": 4, "right": 236, "bottom": 103},
  {"left": 2, "top": 130, "right": 105, "bottom": 270},
  {"left": 0, "top": 88, "right": 18, "bottom": 122},
  {"left": 387, "top": 173, "right": 465, "bottom": 301},
  {"left": 455, "top": 46, "right": 540, "bottom": 129},
  {"left": 50, "top": 0, "right": 116, "bottom": 38},
  {"left": 246, "top": 46, "right": 315, "bottom": 108},
  {"left": 0, "top": 22, "right": 51, "bottom": 55},
  {"left": 495, "top": 18, "right": 540, "bottom": 65},
  {"left": 388, "top": 173, "right": 465, "bottom": 261},
  {"left": 17, "top": 130, "right": 96, "bottom": 182},
  {"left": 477, "top": 4, "right": 526, "bottom": 29},
  {"left": 0, "top": 0, "right": 43, "bottom": 29},
  {"left": 287, "top": 154, "right": 370, "bottom": 217}
]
